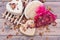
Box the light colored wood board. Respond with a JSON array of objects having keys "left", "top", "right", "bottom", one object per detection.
[
  {"left": 0, "top": 2, "right": 60, "bottom": 18},
  {"left": 0, "top": 19, "right": 60, "bottom": 36},
  {"left": 0, "top": 0, "right": 60, "bottom": 2}
]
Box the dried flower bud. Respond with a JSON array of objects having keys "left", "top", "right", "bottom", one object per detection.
[
  {"left": 30, "top": 39, "right": 33, "bottom": 40},
  {"left": 2, "top": 28, "right": 4, "bottom": 32},
  {"left": 9, "top": 3, "right": 16, "bottom": 10},
  {"left": 52, "top": 22, "right": 57, "bottom": 26},
  {"left": 47, "top": 6, "right": 52, "bottom": 11},
  {"left": 39, "top": 0, "right": 46, "bottom": 3},
  {"left": 9, "top": 0, "right": 12, "bottom": 2},
  {"left": 46, "top": 37, "right": 48, "bottom": 40},
  {"left": 16, "top": 0, "right": 19, "bottom": 1},
  {"left": 7, "top": 34, "right": 13, "bottom": 39},
  {"left": 39, "top": 32, "right": 44, "bottom": 36},
  {"left": 16, "top": 32, "right": 19, "bottom": 35}
]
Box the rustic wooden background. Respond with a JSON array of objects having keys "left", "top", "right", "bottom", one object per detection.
[{"left": 0, "top": 0, "right": 60, "bottom": 40}]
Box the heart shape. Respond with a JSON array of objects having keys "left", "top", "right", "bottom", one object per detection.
[
  {"left": 6, "top": 0, "right": 23, "bottom": 15},
  {"left": 20, "top": 20, "right": 36, "bottom": 36}
]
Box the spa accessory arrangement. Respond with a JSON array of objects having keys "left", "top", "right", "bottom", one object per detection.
[{"left": 2, "top": 0, "right": 58, "bottom": 36}]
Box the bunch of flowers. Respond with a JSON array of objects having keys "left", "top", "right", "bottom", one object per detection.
[{"left": 34, "top": 5, "right": 57, "bottom": 28}]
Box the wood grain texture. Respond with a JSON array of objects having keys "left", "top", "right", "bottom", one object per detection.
[
  {"left": 0, "top": 0, "right": 60, "bottom": 2},
  {"left": 0, "top": 2, "right": 60, "bottom": 18},
  {"left": 0, "top": 1, "right": 60, "bottom": 40}
]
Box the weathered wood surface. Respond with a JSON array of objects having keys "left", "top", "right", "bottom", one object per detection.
[
  {"left": 0, "top": 0, "right": 60, "bottom": 2},
  {"left": 0, "top": 2, "right": 60, "bottom": 18},
  {"left": 0, "top": 1, "right": 60, "bottom": 40}
]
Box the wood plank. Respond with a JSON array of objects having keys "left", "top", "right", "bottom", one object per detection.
[
  {"left": 0, "top": 0, "right": 60, "bottom": 2},
  {"left": 0, "top": 19, "right": 60, "bottom": 40},
  {"left": 0, "top": 1, "right": 60, "bottom": 40},
  {"left": 44, "top": 2, "right": 60, "bottom": 19},
  {"left": 0, "top": 19, "right": 60, "bottom": 35},
  {"left": 0, "top": 2, "right": 60, "bottom": 18}
]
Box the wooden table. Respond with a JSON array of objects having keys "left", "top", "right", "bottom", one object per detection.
[{"left": 0, "top": 0, "right": 60, "bottom": 40}]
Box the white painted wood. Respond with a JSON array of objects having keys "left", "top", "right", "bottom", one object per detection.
[
  {"left": 0, "top": 0, "right": 60, "bottom": 2},
  {"left": 0, "top": 2, "right": 60, "bottom": 18},
  {"left": 0, "top": 1, "right": 60, "bottom": 40}
]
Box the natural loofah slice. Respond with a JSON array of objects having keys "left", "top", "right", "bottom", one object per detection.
[{"left": 24, "top": 1, "right": 43, "bottom": 19}]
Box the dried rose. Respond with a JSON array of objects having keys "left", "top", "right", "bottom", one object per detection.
[
  {"left": 34, "top": 5, "right": 57, "bottom": 28},
  {"left": 7, "top": 34, "right": 13, "bottom": 39}
]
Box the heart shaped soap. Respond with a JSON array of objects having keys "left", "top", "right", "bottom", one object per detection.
[
  {"left": 20, "top": 20, "right": 36, "bottom": 36},
  {"left": 20, "top": 26, "right": 36, "bottom": 36},
  {"left": 6, "top": 0, "right": 23, "bottom": 15}
]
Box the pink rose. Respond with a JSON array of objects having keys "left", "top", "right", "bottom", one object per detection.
[{"left": 34, "top": 5, "right": 57, "bottom": 28}]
